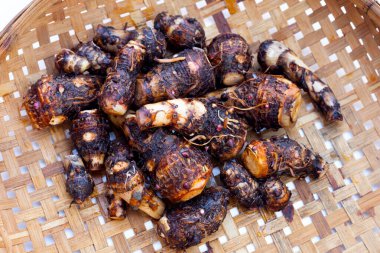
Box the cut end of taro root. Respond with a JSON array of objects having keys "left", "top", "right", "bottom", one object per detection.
[{"left": 223, "top": 72, "right": 244, "bottom": 86}]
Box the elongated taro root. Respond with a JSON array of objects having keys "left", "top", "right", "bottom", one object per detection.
[
  {"left": 134, "top": 48, "right": 215, "bottom": 107},
  {"left": 75, "top": 41, "right": 113, "bottom": 74},
  {"left": 99, "top": 40, "right": 146, "bottom": 115},
  {"left": 55, "top": 49, "right": 91, "bottom": 74},
  {"left": 106, "top": 140, "right": 165, "bottom": 219},
  {"left": 106, "top": 189, "right": 128, "bottom": 220},
  {"left": 154, "top": 12, "right": 205, "bottom": 49},
  {"left": 220, "top": 159, "right": 264, "bottom": 209},
  {"left": 157, "top": 187, "right": 229, "bottom": 249},
  {"left": 258, "top": 40, "right": 342, "bottom": 122},
  {"left": 71, "top": 109, "right": 109, "bottom": 171},
  {"left": 220, "top": 159, "right": 291, "bottom": 211},
  {"left": 262, "top": 177, "right": 291, "bottom": 211},
  {"left": 99, "top": 28, "right": 166, "bottom": 115},
  {"left": 23, "top": 74, "right": 102, "bottom": 129},
  {"left": 136, "top": 98, "right": 248, "bottom": 161},
  {"left": 138, "top": 27, "right": 167, "bottom": 66},
  {"left": 64, "top": 155, "right": 95, "bottom": 204},
  {"left": 207, "top": 33, "right": 251, "bottom": 86},
  {"left": 93, "top": 23, "right": 138, "bottom": 53},
  {"left": 111, "top": 115, "right": 213, "bottom": 202},
  {"left": 242, "top": 137, "right": 328, "bottom": 179},
  {"left": 206, "top": 74, "right": 301, "bottom": 132}
]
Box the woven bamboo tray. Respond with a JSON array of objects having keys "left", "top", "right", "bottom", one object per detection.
[{"left": 0, "top": 0, "right": 380, "bottom": 252}]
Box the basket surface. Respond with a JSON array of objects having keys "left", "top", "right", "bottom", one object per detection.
[{"left": 0, "top": 0, "right": 380, "bottom": 252}]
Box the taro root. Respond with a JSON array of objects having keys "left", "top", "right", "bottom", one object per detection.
[
  {"left": 98, "top": 40, "right": 146, "bottom": 115},
  {"left": 138, "top": 27, "right": 167, "bottom": 66},
  {"left": 106, "top": 189, "right": 128, "bottom": 220},
  {"left": 157, "top": 187, "right": 229, "bottom": 249},
  {"left": 242, "top": 137, "right": 328, "bottom": 179},
  {"left": 106, "top": 140, "right": 165, "bottom": 219},
  {"left": 207, "top": 33, "right": 251, "bottom": 86},
  {"left": 134, "top": 48, "right": 215, "bottom": 107},
  {"left": 64, "top": 155, "right": 95, "bottom": 204},
  {"left": 220, "top": 159, "right": 264, "bottom": 209},
  {"left": 262, "top": 177, "right": 291, "bottom": 211},
  {"left": 111, "top": 115, "right": 213, "bottom": 203},
  {"left": 206, "top": 73, "right": 301, "bottom": 132},
  {"left": 55, "top": 49, "right": 91, "bottom": 74},
  {"left": 258, "top": 40, "right": 342, "bottom": 122},
  {"left": 154, "top": 11, "right": 205, "bottom": 49},
  {"left": 136, "top": 98, "right": 248, "bottom": 161},
  {"left": 93, "top": 23, "right": 138, "bottom": 54},
  {"left": 71, "top": 109, "right": 109, "bottom": 171},
  {"left": 75, "top": 41, "right": 113, "bottom": 75},
  {"left": 23, "top": 74, "right": 102, "bottom": 129},
  {"left": 99, "top": 28, "right": 166, "bottom": 115}
]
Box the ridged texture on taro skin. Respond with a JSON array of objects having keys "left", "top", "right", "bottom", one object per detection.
[
  {"left": 157, "top": 187, "right": 229, "bottom": 249},
  {"left": 23, "top": 74, "right": 102, "bottom": 129},
  {"left": 154, "top": 11, "right": 206, "bottom": 49},
  {"left": 71, "top": 109, "right": 110, "bottom": 171}
]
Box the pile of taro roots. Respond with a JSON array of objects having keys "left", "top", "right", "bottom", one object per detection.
[{"left": 23, "top": 12, "right": 340, "bottom": 250}]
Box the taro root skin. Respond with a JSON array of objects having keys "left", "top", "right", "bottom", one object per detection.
[
  {"left": 145, "top": 130, "right": 213, "bottom": 203},
  {"left": 64, "top": 155, "right": 95, "bottom": 204},
  {"left": 138, "top": 27, "right": 167, "bottom": 66},
  {"left": 106, "top": 189, "right": 128, "bottom": 220},
  {"left": 99, "top": 40, "right": 146, "bottom": 115},
  {"left": 242, "top": 137, "right": 328, "bottom": 179},
  {"left": 258, "top": 40, "right": 342, "bottom": 122},
  {"left": 154, "top": 12, "right": 206, "bottom": 49},
  {"left": 221, "top": 159, "right": 264, "bottom": 209},
  {"left": 157, "top": 187, "right": 229, "bottom": 249},
  {"left": 111, "top": 114, "right": 213, "bottom": 203},
  {"left": 55, "top": 49, "right": 91, "bottom": 74},
  {"left": 23, "top": 74, "right": 102, "bottom": 129},
  {"left": 93, "top": 23, "right": 138, "bottom": 53},
  {"left": 106, "top": 140, "right": 165, "bottom": 219},
  {"left": 207, "top": 33, "right": 252, "bottom": 86},
  {"left": 136, "top": 98, "right": 248, "bottom": 161},
  {"left": 262, "top": 177, "right": 291, "bottom": 211},
  {"left": 135, "top": 48, "right": 215, "bottom": 107},
  {"left": 206, "top": 74, "right": 301, "bottom": 132},
  {"left": 75, "top": 41, "right": 113, "bottom": 75},
  {"left": 71, "top": 109, "right": 110, "bottom": 171}
]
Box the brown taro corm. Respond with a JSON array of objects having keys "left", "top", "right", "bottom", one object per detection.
[
  {"left": 105, "top": 139, "right": 165, "bottom": 219},
  {"left": 262, "top": 177, "right": 291, "bottom": 211},
  {"left": 106, "top": 189, "right": 128, "bottom": 220},
  {"left": 71, "top": 109, "right": 110, "bottom": 172},
  {"left": 138, "top": 27, "right": 167, "bottom": 66},
  {"left": 99, "top": 28, "right": 166, "bottom": 116},
  {"left": 206, "top": 73, "right": 301, "bottom": 132},
  {"left": 75, "top": 41, "right": 113, "bottom": 75},
  {"left": 23, "top": 74, "right": 102, "bottom": 129},
  {"left": 154, "top": 11, "right": 206, "bottom": 50},
  {"left": 93, "top": 23, "right": 139, "bottom": 54},
  {"left": 220, "top": 159, "right": 264, "bottom": 209},
  {"left": 64, "top": 155, "right": 95, "bottom": 204},
  {"left": 220, "top": 159, "right": 291, "bottom": 211},
  {"left": 55, "top": 49, "right": 91, "bottom": 74},
  {"left": 136, "top": 98, "right": 248, "bottom": 161},
  {"left": 258, "top": 40, "right": 342, "bottom": 122},
  {"left": 207, "top": 33, "right": 252, "bottom": 86},
  {"left": 110, "top": 115, "right": 213, "bottom": 203},
  {"left": 134, "top": 48, "right": 215, "bottom": 107},
  {"left": 98, "top": 40, "right": 146, "bottom": 116},
  {"left": 242, "top": 136, "right": 328, "bottom": 179},
  {"left": 157, "top": 187, "right": 229, "bottom": 249}
]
